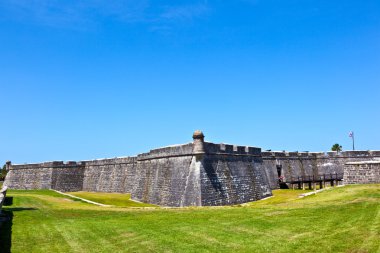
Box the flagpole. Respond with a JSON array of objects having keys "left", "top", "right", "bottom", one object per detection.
[{"left": 349, "top": 131, "right": 355, "bottom": 151}]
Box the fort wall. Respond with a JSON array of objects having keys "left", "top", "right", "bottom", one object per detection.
[
  {"left": 344, "top": 161, "right": 380, "bottom": 184},
  {"left": 4, "top": 132, "right": 379, "bottom": 206},
  {"left": 4, "top": 132, "right": 272, "bottom": 207},
  {"left": 261, "top": 151, "right": 380, "bottom": 188},
  {"left": 200, "top": 142, "right": 271, "bottom": 205},
  {"left": 82, "top": 157, "right": 137, "bottom": 193},
  {"left": 4, "top": 161, "right": 85, "bottom": 191}
]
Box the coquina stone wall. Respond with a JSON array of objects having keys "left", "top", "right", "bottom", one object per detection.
[
  {"left": 200, "top": 142, "right": 271, "bottom": 205},
  {"left": 82, "top": 157, "right": 137, "bottom": 193},
  {"left": 4, "top": 131, "right": 379, "bottom": 206},
  {"left": 134, "top": 144, "right": 201, "bottom": 206},
  {"left": 4, "top": 131, "right": 272, "bottom": 207},
  {"left": 344, "top": 161, "right": 380, "bottom": 184},
  {"left": 261, "top": 151, "right": 380, "bottom": 188},
  {"left": 4, "top": 161, "right": 85, "bottom": 192}
]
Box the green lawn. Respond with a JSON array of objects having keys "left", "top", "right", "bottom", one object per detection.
[
  {"left": 68, "top": 191, "right": 157, "bottom": 207},
  {"left": 0, "top": 185, "right": 379, "bottom": 253}
]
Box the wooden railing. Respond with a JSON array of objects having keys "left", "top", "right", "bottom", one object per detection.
[{"left": 284, "top": 173, "right": 344, "bottom": 190}]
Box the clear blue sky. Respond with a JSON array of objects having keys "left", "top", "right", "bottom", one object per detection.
[{"left": 1, "top": 1, "right": 379, "bottom": 164}]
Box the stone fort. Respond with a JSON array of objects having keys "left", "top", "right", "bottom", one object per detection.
[{"left": 4, "top": 131, "right": 380, "bottom": 207}]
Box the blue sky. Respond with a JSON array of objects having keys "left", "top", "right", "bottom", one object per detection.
[{"left": 1, "top": 0, "right": 379, "bottom": 164}]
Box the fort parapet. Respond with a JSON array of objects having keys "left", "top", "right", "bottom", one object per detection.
[
  {"left": 4, "top": 131, "right": 271, "bottom": 207},
  {"left": 261, "top": 150, "right": 380, "bottom": 189},
  {"left": 4, "top": 132, "right": 379, "bottom": 206},
  {"left": 344, "top": 161, "right": 380, "bottom": 184}
]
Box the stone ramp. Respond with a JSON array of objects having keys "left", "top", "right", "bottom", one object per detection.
[{"left": 53, "top": 190, "right": 112, "bottom": 207}]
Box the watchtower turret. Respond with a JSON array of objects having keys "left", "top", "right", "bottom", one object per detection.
[
  {"left": 192, "top": 130, "right": 205, "bottom": 154},
  {"left": 5, "top": 161, "right": 11, "bottom": 171}
]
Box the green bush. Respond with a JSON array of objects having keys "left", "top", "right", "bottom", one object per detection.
[{"left": 0, "top": 164, "right": 7, "bottom": 181}]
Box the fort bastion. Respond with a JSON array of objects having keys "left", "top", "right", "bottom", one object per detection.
[{"left": 4, "top": 131, "right": 380, "bottom": 206}]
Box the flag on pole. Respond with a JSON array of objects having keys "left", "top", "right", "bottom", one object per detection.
[{"left": 349, "top": 131, "right": 355, "bottom": 150}]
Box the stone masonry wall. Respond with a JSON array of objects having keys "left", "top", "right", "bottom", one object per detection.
[
  {"left": 80, "top": 144, "right": 201, "bottom": 207},
  {"left": 4, "top": 161, "right": 85, "bottom": 191},
  {"left": 344, "top": 161, "right": 380, "bottom": 184},
  {"left": 200, "top": 143, "right": 271, "bottom": 206},
  {"left": 131, "top": 143, "right": 200, "bottom": 207},
  {"left": 5, "top": 131, "right": 379, "bottom": 206},
  {"left": 262, "top": 151, "right": 380, "bottom": 189},
  {"left": 51, "top": 162, "right": 85, "bottom": 192},
  {"left": 82, "top": 157, "right": 137, "bottom": 193},
  {"left": 4, "top": 136, "right": 273, "bottom": 207}
]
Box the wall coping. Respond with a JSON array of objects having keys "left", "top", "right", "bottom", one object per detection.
[{"left": 345, "top": 161, "right": 380, "bottom": 165}]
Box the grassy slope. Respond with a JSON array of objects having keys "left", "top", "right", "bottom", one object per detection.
[
  {"left": 0, "top": 185, "right": 379, "bottom": 253},
  {"left": 67, "top": 191, "right": 157, "bottom": 207}
]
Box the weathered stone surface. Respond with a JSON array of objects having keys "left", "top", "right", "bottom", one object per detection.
[
  {"left": 0, "top": 186, "right": 8, "bottom": 213},
  {"left": 4, "top": 131, "right": 380, "bottom": 207},
  {"left": 344, "top": 161, "right": 380, "bottom": 184},
  {"left": 4, "top": 137, "right": 272, "bottom": 206},
  {"left": 82, "top": 157, "right": 136, "bottom": 193},
  {"left": 200, "top": 142, "right": 270, "bottom": 206},
  {"left": 5, "top": 164, "right": 53, "bottom": 190},
  {"left": 261, "top": 151, "right": 380, "bottom": 189}
]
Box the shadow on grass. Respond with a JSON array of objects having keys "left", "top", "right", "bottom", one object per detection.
[
  {"left": 0, "top": 210, "right": 13, "bottom": 253},
  {"left": 0, "top": 208, "right": 37, "bottom": 253},
  {"left": 4, "top": 207, "right": 37, "bottom": 212}
]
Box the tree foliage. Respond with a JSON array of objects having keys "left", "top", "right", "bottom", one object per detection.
[
  {"left": 331, "top": 143, "right": 342, "bottom": 152},
  {"left": 1, "top": 164, "right": 7, "bottom": 180}
]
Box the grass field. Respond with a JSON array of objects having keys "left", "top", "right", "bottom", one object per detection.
[
  {"left": 0, "top": 185, "right": 379, "bottom": 253},
  {"left": 68, "top": 191, "right": 157, "bottom": 207}
]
